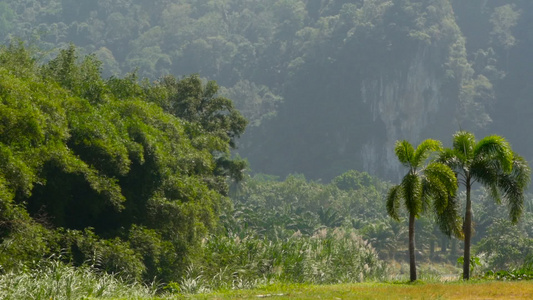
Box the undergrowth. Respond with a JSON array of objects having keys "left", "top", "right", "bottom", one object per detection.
[
  {"left": 168, "top": 228, "right": 387, "bottom": 294},
  {"left": 0, "top": 259, "right": 158, "bottom": 300}
]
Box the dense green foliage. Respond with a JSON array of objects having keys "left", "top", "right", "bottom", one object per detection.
[
  {"left": 227, "top": 171, "right": 389, "bottom": 239},
  {"left": 0, "top": 43, "right": 393, "bottom": 295},
  {"left": 224, "top": 171, "right": 460, "bottom": 267},
  {"left": 0, "top": 43, "right": 246, "bottom": 283},
  {"left": 472, "top": 191, "right": 533, "bottom": 274},
  {"left": 3, "top": 0, "right": 533, "bottom": 180}
]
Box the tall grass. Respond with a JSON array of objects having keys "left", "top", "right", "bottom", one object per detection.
[
  {"left": 0, "top": 259, "right": 158, "bottom": 300},
  {"left": 177, "top": 228, "right": 387, "bottom": 294}
]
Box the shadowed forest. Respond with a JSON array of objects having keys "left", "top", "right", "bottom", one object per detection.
[{"left": 1, "top": 0, "right": 533, "bottom": 298}]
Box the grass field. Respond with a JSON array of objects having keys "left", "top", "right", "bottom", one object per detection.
[
  {"left": 188, "top": 281, "right": 533, "bottom": 299},
  {"left": 3, "top": 261, "right": 533, "bottom": 299}
]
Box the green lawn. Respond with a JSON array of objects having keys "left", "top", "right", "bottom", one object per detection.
[{"left": 177, "top": 281, "right": 533, "bottom": 299}]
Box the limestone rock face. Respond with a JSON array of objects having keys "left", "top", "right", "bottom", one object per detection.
[
  {"left": 240, "top": 0, "right": 477, "bottom": 181},
  {"left": 361, "top": 46, "right": 449, "bottom": 179}
]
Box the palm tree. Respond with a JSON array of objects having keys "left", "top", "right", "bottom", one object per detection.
[
  {"left": 387, "top": 139, "right": 459, "bottom": 282},
  {"left": 439, "top": 131, "right": 531, "bottom": 280}
]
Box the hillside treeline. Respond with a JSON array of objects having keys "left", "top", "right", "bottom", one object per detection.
[{"left": 1, "top": 0, "right": 532, "bottom": 180}]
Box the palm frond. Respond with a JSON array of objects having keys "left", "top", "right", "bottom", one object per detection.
[
  {"left": 437, "top": 148, "right": 463, "bottom": 170},
  {"left": 452, "top": 131, "right": 475, "bottom": 158},
  {"left": 423, "top": 162, "right": 458, "bottom": 216},
  {"left": 471, "top": 156, "right": 502, "bottom": 203},
  {"left": 424, "top": 176, "right": 447, "bottom": 213},
  {"left": 474, "top": 135, "right": 513, "bottom": 173},
  {"left": 511, "top": 154, "right": 531, "bottom": 190},
  {"left": 425, "top": 162, "right": 458, "bottom": 198},
  {"left": 435, "top": 194, "right": 462, "bottom": 238},
  {"left": 386, "top": 184, "right": 402, "bottom": 221},
  {"left": 395, "top": 140, "right": 415, "bottom": 167},
  {"left": 402, "top": 174, "right": 422, "bottom": 217},
  {"left": 412, "top": 139, "right": 442, "bottom": 169},
  {"left": 498, "top": 154, "right": 531, "bottom": 223},
  {"left": 420, "top": 180, "right": 433, "bottom": 214}
]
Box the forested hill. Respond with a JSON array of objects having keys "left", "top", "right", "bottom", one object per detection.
[{"left": 2, "top": 0, "right": 532, "bottom": 180}]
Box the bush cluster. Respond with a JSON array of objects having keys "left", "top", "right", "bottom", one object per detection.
[{"left": 175, "top": 228, "right": 386, "bottom": 293}]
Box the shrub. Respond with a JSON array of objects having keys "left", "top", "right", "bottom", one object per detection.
[
  {"left": 475, "top": 219, "right": 533, "bottom": 271},
  {"left": 0, "top": 259, "right": 157, "bottom": 299},
  {"left": 128, "top": 225, "right": 182, "bottom": 282},
  {"left": 177, "top": 228, "right": 386, "bottom": 293},
  {"left": 58, "top": 228, "right": 146, "bottom": 281}
]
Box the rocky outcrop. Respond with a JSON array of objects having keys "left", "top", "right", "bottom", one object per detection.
[{"left": 361, "top": 45, "right": 447, "bottom": 179}]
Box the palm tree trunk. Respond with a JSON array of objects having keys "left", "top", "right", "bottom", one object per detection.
[
  {"left": 409, "top": 212, "right": 417, "bottom": 282},
  {"left": 463, "top": 181, "right": 472, "bottom": 280}
]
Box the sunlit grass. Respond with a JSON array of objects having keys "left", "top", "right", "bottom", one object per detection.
[
  {"left": 3, "top": 262, "right": 533, "bottom": 300},
  {"left": 197, "top": 280, "right": 533, "bottom": 299},
  {"left": 385, "top": 261, "right": 462, "bottom": 282},
  {"left": 3, "top": 259, "right": 531, "bottom": 299}
]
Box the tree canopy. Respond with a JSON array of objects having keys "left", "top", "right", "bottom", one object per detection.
[
  {"left": 439, "top": 131, "right": 531, "bottom": 280},
  {"left": 0, "top": 43, "right": 246, "bottom": 282},
  {"left": 386, "top": 139, "right": 459, "bottom": 281},
  {"left": 3, "top": 0, "right": 533, "bottom": 180}
]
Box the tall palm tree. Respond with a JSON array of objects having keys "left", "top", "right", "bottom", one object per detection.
[
  {"left": 387, "top": 139, "right": 459, "bottom": 282},
  {"left": 439, "top": 131, "right": 531, "bottom": 280}
]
